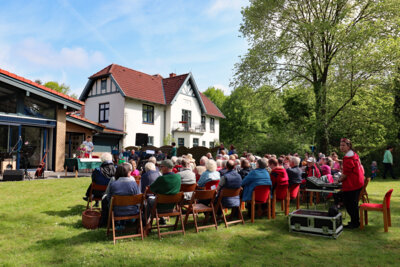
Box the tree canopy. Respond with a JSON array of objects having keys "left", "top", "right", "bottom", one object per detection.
[
  {"left": 44, "top": 81, "right": 71, "bottom": 95},
  {"left": 233, "top": 0, "right": 400, "bottom": 154}
]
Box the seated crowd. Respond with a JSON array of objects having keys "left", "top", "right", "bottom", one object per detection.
[{"left": 84, "top": 144, "right": 346, "bottom": 234}]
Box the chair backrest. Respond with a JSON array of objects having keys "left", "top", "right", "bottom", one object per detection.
[
  {"left": 91, "top": 182, "right": 108, "bottom": 192},
  {"left": 220, "top": 187, "right": 242, "bottom": 197},
  {"left": 205, "top": 180, "right": 220, "bottom": 190},
  {"left": 253, "top": 185, "right": 271, "bottom": 203},
  {"left": 180, "top": 183, "right": 197, "bottom": 192},
  {"left": 289, "top": 184, "right": 300, "bottom": 199},
  {"left": 111, "top": 194, "right": 143, "bottom": 207},
  {"left": 156, "top": 192, "right": 184, "bottom": 204},
  {"left": 384, "top": 189, "right": 394, "bottom": 209},
  {"left": 275, "top": 184, "right": 289, "bottom": 200},
  {"left": 193, "top": 189, "right": 216, "bottom": 201}
]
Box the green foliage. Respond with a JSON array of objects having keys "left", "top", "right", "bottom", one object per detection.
[
  {"left": 203, "top": 87, "right": 227, "bottom": 110},
  {"left": 0, "top": 178, "right": 399, "bottom": 266},
  {"left": 234, "top": 0, "right": 400, "bottom": 153},
  {"left": 44, "top": 81, "right": 71, "bottom": 95},
  {"left": 163, "top": 133, "right": 176, "bottom": 146}
]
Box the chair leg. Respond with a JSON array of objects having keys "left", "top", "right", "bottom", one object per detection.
[
  {"left": 193, "top": 211, "right": 199, "bottom": 233},
  {"left": 383, "top": 208, "right": 388, "bottom": 232},
  {"left": 387, "top": 209, "right": 391, "bottom": 227},
  {"left": 184, "top": 208, "right": 191, "bottom": 226},
  {"left": 272, "top": 195, "right": 276, "bottom": 219},
  {"left": 180, "top": 209, "right": 185, "bottom": 235},
  {"left": 359, "top": 208, "right": 364, "bottom": 229},
  {"left": 238, "top": 206, "right": 245, "bottom": 225},
  {"left": 251, "top": 199, "right": 255, "bottom": 223},
  {"left": 139, "top": 212, "right": 144, "bottom": 240},
  {"left": 365, "top": 210, "right": 368, "bottom": 225},
  {"left": 155, "top": 210, "right": 161, "bottom": 239},
  {"left": 221, "top": 204, "right": 228, "bottom": 228},
  {"left": 111, "top": 213, "right": 116, "bottom": 245},
  {"left": 267, "top": 199, "right": 271, "bottom": 220}
]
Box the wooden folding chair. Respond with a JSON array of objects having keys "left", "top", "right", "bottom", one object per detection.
[
  {"left": 358, "top": 177, "right": 371, "bottom": 203},
  {"left": 272, "top": 184, "right": 289, "bottom": 219},
  {"left": 360, "top": 189, "right": 393, "bottom": 232},
  {"left": 180, "top": 183, "right": 197, "bottom": 192},
  {"left": 215, "top": 188, "right": 245, "bottom": 228},
  {"left": 204, "top": 180, "right": 220, "bottom": 190},
  {"left": 183, "top": 189, "right": 218, "bottom": 232},
  {"left": 106, "top": 194, "right": 145, "bottom": 244},
  {"left": 149, "top": 192, "right": 185, "bottom": 239},
  {"left": 86, "top": 182, "right": 108, "bottom": 210},
  {"left": 249, "top": 185, "right": 271, "bottom": 223}
]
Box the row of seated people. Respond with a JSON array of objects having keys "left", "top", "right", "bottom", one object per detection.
[{"left": 84, "top": 153, "right": 305, "bottom": 233}]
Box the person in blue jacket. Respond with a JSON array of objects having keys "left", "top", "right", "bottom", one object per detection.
[{"left": 241, "top": 158, "right": 272, "bottom": 202}]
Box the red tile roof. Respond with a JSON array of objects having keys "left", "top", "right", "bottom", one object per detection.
[
  {"left": 0, "top": 68, "right": 84, "bottom": 106},
  {"left": 88, "top": 64, "right": 224, "bottom": 118},
  {"left": 67, "top": 113, "right": 105, "bottom": 128},
  {"left": 200, "top": 93, "right": 225, "bottom": 118},
  {"left": 162, "top": 74, "right": 189, "bottom": 104},
  {"left": 90, "top": 64, "right": 165, "bottom": 104}
]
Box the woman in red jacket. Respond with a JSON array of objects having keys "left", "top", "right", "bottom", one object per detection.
[{"left": 337, "top": 138, "right": 364, "bottom": 229}]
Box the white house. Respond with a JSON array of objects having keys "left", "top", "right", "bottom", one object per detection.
[{"left": 79, "top": 64, "right": 225, "bottom": 148}]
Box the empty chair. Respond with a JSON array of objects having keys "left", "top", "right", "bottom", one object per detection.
[
  {"left": 106, "top": 194, "right": 145, "bottom": 244},
  {"left": 360, "top": 189, "right": 393, "bottom": 232},
  {"left": 183, "top": 189, "right": 218, "bottom": 232}
]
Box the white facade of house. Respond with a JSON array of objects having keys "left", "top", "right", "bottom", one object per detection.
[{"left": 82, "top": 74, "right": 221, "bottom": 148}]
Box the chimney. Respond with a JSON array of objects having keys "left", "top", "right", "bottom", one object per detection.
[{"left": 169, "top": 73, "right": 176, "bottom": 78}]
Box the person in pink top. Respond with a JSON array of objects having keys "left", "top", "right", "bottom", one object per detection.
[{"left": 129, "top": 160, "right": 140, "bottom": 177}]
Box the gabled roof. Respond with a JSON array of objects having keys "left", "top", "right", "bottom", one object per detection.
[
  {"left": 200, "top": 93, "right": 225, "bottom": 119},
  {"left": 162, "top": 74, "right": 189, "bottom": 104},
  {"left": 0, "top": 68, "right": 83, "bottom": 110},
  {"left": 82, "top": 64, "right": 225, "bottom": 118},
  {"left": 88, "top": 64, "right": 165, "bottom": 104}
]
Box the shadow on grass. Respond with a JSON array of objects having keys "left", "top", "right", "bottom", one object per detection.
[{"left": 42, "top": 204, "right": 86, "bottom": 217}]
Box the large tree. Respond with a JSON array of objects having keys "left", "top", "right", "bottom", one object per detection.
[
  {"left": 44, "top": 81, "right": 71, "bottom": 95},
  {"left": 203, "top": 87, "right": 227, "bottom": 110},
  {"left": 234, "top": 0, "right": 400, "bottom": 153}
]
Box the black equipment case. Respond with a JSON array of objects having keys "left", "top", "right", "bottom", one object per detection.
[{"left": 288, "top": 209, "right": 343, "bottom": 239}]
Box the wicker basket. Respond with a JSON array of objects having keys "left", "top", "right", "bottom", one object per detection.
[{"left": 82, "top": 209, "right": 101, "bottom": 229}]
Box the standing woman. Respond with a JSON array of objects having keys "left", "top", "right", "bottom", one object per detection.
[{"left": 337, "top": 138, "right": 364, "bottom": 229}]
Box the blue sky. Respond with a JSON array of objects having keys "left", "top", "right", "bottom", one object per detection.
[{"left": 0, "top": 0, "right": 248, "bottom": 96}]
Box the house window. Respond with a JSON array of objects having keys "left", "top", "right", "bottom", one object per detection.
[
  {"left": 210, "top": 118, "right": 215, "bottom": 133},
  {"left": 209, "top": 141, "right": 215, "bottom": 148},
  {"left": 193, "top": 138, "right": 199, "bottom": 147},
  {"left": 201, "top": 116, "right": 206, "bottom": 131},
  {"left": 178, "top": 138, "right": 185, "bottom": 147},
  {"left": 147, "top": 136, "right": 154, "bottom": 146},
  {"left": 182, "top": 109, "right": 191, "bottom": 130},
  {"left": 202, "top": 141, "right": 206, "bottom": 147},
  {"left": 99, "top": 102, "right": 109, "bottom": 123},
  {"left": 142, "top": 104, "right": 154, "bottom": 123},
  {"left": 101, "top": 79, "right": 107, "bottom": 93}
]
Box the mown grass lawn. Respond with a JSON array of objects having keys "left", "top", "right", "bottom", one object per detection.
[{"left": 0, "top": 177, "right": 399, "bottom": 266}]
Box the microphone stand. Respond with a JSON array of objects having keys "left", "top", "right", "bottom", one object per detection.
[{"left": 7, "top": 136, "right": 22, "bottom": 170}]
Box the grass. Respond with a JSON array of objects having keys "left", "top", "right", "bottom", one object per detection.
[{"left": 0, "top": 177, "right": 399, "bottom": 266}]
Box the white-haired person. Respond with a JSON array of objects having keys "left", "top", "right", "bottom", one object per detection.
[
  {"left": 197, "top": 159, "right": 221, "bottom": 187},
  {"left": 83, "top": 152, "right": 116, "bottom": 206}
]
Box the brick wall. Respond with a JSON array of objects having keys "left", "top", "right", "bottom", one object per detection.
[{"left": 55, "top": 108, "right": 66, "bottom": 172}]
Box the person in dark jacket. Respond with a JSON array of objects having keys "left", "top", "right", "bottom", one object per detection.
[
  {"left": 239, "top": 159, "right": 252, "bottom": 179},
  {"left": 139, "top": 162, "right": 160, "bottom": 193},
  {"left": 216, "top": 160, "right": 242, "bottom": 211},
  {"left": 83, "top": 152, "right": 115, "bottom": 205},
  {"left": 286, "top": 156, "right": 303, "bottom": 186}
]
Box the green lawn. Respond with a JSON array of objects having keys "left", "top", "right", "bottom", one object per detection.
[{"left": 0, "top": 177, "right": 399, "bottom": 266}]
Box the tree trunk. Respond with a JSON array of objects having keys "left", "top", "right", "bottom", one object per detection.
[{"left": 314, "top": 80, "right": 329, "bottom": 155}]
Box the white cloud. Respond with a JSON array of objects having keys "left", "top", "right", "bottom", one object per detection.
[
  {"left": 207, "top": 0, "right": 247, "bottom": 16},
  {"left": 15, "top": 38, "right": 105, "bottom": 70}
]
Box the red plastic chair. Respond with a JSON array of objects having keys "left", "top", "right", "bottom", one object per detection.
[
  {"left": 249, "top": 185, "right": 271, "bottom": 223},
  {"left": 272, "top": 184, "right": 289, "bottom": 219},
  {"left": 288, "top": 184, "right": 301, "bottom": 210},
  {"left": 360, "top": 189, "right": 393, "bottom": 232},
  {"left": 204, "top": 180, "right": 220, "bottom": 190}
]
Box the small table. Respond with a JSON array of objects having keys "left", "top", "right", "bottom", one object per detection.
[
  {"left": 305, "top": 188, "right": 341, "bottom": 209},
  {"left": 64, "top": 158, "right": 102, "bottom": 178}
]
